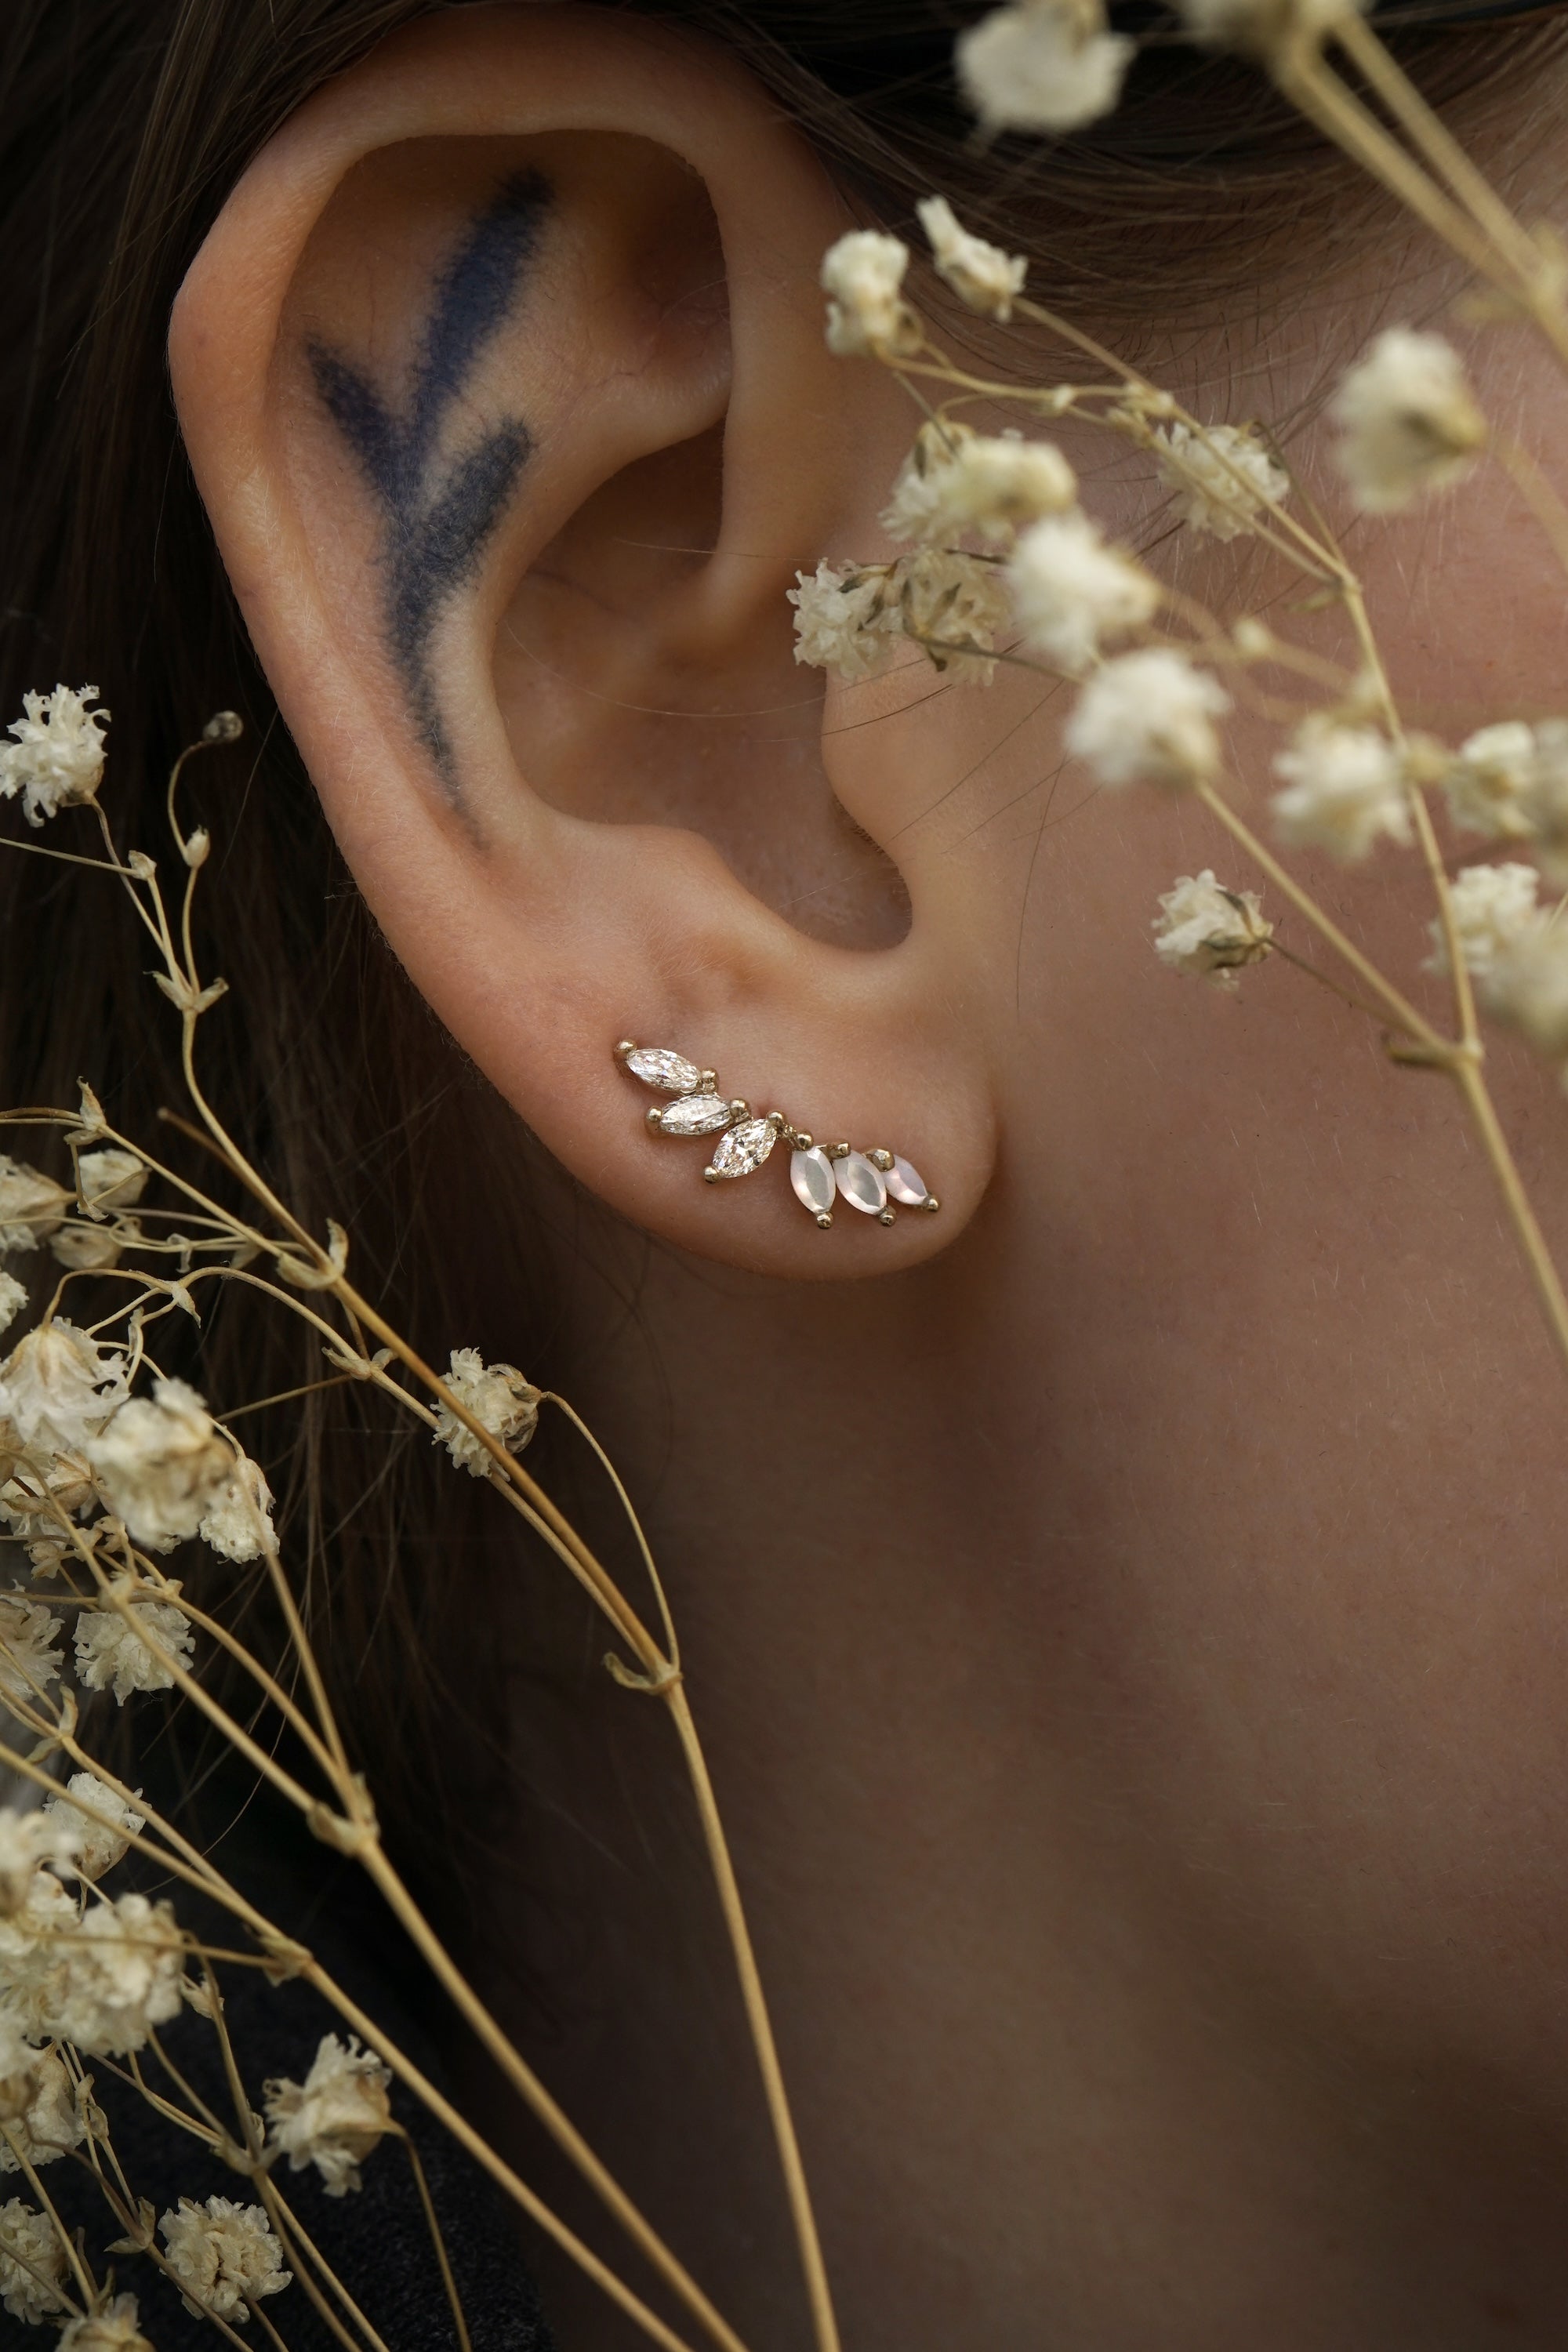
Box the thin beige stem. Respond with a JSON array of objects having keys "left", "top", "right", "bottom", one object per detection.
[
  {"left": 401, "top": 2133, "right": 475, "bottom": 2352},
  {"left": 263, "top": 2183, "right": 394, "bottom": 2352},
  {"left": 354, "top": 1841, "right": 749, "bottom": 2352},
  {"left": 1194, "top": 779, "right": 1444, "bottom": 1047},
  {"left": 2, "top": 2121, "right": 96, "bottom": 2307},
  {"left": 1269, "top": 938, "right": 1395, "bottom": 1026},
  {"left": 543, "top": 1392, "right": 681, "bottom": 1670},
  {"left": 663, "top": 1682, "right": 841, "bottom": 2352},
  {"left": 1454, "top": 1057, "right": 1568, "bottom": 1375},
  {"left": 301, "top": 1959, "right": 713, "bottom": 2352}
]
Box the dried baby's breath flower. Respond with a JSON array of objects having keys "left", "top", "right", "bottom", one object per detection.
[
  {"left": 435, "top": 1349, "right": 541, "bottom": 1479},
  {"left": 1482, "top": 921, "right": 1568, "bottom": 1070},
  {"left": 1272, "top": 718, "right": 1412, "bottom": 859},
  {"left": 0, "top": 1278, "right": 27, "bottom": 1342},
  {"left": 43, "top": 1774, "right": 144, "bottom": 1882},
  {"left": 1065, "top": 650, "right": 1230, "bottom": 788},
  {"left": 1153, "top": 421, "right": 1290, "bottom": 540},
  {"left": 0, "top": 2047, "right": 84, "bottom": 2172},
  {"left": 895, "top": 547, "right": 1014, "bottom": 681},
  {"left": 0, "top": 688, "right": 107, "bottom": 829},
  {"left": 85, "top": 1377, "right": 232, "bottom": 1548},
  {"left": 0, "top": 1323, "right": 128, "bottom": 1455},
  {"left": 74, "top": 1577, "right": 194, "bottom": 1704},
  {"left": 788, "top": 563, "right": 895, "bottom": 683},
  {"left": 820, "top": 231, "right": 918, "bottom": 360},
  {"left": 58, "top": 2297, "right": 152, "bottom": 2352},
  {"left": 1330, "top": 328, "right": 1486, "bottom": 514},
  {"left": 16, "top": 1890, "right": 184, "bottom": 2057},
  {"left": 1444, "top": 721, "right": 1541, "bottom": 840},
  {"left": 0, "top": 1596, "right": 64, "bottom": 1711},
  {"left": 49, "top": 1226, "right": 129, "bottom": 1275},
  {"left": 1153, "top": 872, "right": 1273, "bottom": 989},
  {"left": 0, "top": 1161, "right": 69, "bottom": 1258},
  {"left": 74, "top": 1149, "right": 145, "bottom": 1218},
  {"left": 956, "top": 0, "right": 1134, "bottom": 132},
  {"left": 0, "top": 1453, "right": 96, "bottom": 1540},
  {"left": 916, "top": 196, "right": 1027, "bottom": 319},
  {"left": 198, "top": 1452, "right": 276, "bottom": 1564},
  {"left": 265, "top": 2031, "right": 394, "bottom": 2196},
  {"left": 0, "top": 2196, "right": 66, "bottom": 2322},
  {"left": 882, "top": 423, "right": 1076, "bottom": 546},
  {"left": 1007, "top": 511, "right": 1160, "bottom": 672},
  {"left": 1427, "top": 862, "right": 1542, "bottom": 980},
  {"left": 0, "top": 1809, "right": 79, "bottom": 1920},
  {"left": 160, "top": 2197, "right": 291, "bottom": 2322}
]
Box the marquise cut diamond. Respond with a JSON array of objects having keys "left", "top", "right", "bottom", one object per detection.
[
  {"left": 710, "top": 1118, "right": 778, "bottom": 1178},
  {"left": 626, "top": 1047, "right": 705, "bottom": 1094},
  {"left": 658, "top": 1093, "right": 735, "bottom": 1136}
]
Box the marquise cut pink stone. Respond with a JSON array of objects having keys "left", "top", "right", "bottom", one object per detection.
[
  {"left": 790, "top": 1145, "right": 837, "bottom": 1215},
  {"left": 710, "top": 1118, "right": 777, "bottom": 1178},
  {"left": 885, "top": 1156, "right": 929, "bottom": 1207},
  {"left": 658, "top": 1093, "right": 735, "bottom": 1136},
  {"left": 834, "top": 1151, "right": 887, "bottom": 1214}
]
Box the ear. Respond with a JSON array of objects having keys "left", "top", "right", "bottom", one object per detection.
[{"left": 169, "top": 1, "right": 998, "bottom": 1276}]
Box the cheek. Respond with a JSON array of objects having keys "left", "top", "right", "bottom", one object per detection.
[{"left": 990, "top": 724, "right": 1568, "bottom": 2108}]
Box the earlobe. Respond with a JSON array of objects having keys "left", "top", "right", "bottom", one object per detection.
[{"left": 169, "top": 3, "right": 998, "bottom": 1278}]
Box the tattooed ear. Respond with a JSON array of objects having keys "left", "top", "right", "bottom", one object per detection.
[{"left": 170, "top": 5, "right": 993, "bottom": 1279}]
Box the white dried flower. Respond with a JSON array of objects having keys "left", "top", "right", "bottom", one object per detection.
[
  {"left": 1483, "top": 921, "right": 1568, "bottom": 1069},
  {"left": 1007, "top": 511, "right": 1160, "bottom": 673},
  {"left": 916, "top": 196, "right": 1027, "bottom": 319},
  {"left": 788, "top": 562, "right": 897, "bottom": 684},
  {"left": 1153, "top": 872, "right": 1272, "bottom": 989},
  {"left": 0, "top": 1597, "right": 63, "bottom": 1712},
  {"left": 1330, "top": 328, "right": 1485, "bottom": 514},
  {"left": 882, "top": 423, "right": 1076, "bottom": 546},
  {"left": 0, "top": 1323, "right": 128, "bottom": 1455},
  {"left": 56, "top": 2295, "right": 153, "bottom": 2352},
  {"left": 434, "top": 1351, "right": 541, "bottom": 1479},
  {"left": 160, "top": 2197, "right": 291, "bottom": 2323},
  {"left": 0, "top": 1277, "right": 27, "bottom": 1341},
  {"left": 265, "top": 2032, "right": 394, "bottom": 2196},
  {"left": 0, "top": 2197, "right": 66, "bottom": 2322},
  {"left": 1426, "top": 862, "right": 1541, "bottom": 980},
  {"left": 0, "top": 1810, "right": 79, "bottom": 1922},
  {"left": 74, "top": 1151, "right": 146, "bottom": 1218},
  {"left": 1443, "top": 722, "right": 1539, "bottom": 840},
  {"left": 0, "top": 688, "right": 107, "bottom": 828},
  {"left": 85, "top": 1377, "right": 232, "bottom": 1548},
  {"left": 1153, "top": 421, "right": 1290, "bottom": 541},
  {"left": 956, "top": 0, "right": 1134, "bottom": 133},
  {"left": 74, "top": 1577, "right": 194, "bottom": 1704},
  {"left": 0, "top": 2049, "right": 84, "bottom": 2172},
  {"left": 0, "top": 1162, "right": 70, "bottom": 1258},
  {"left": 49, "top": 1226, "right": 129, "bottom": 1274},
  {"left": 197, "top": 1454, "right": 276, "bottom": 1563},
  {"left": 1065, "top": 650, "right": 1230, "bottom": 789},
  {"left": 1272, "top": 719, "right": 1411, "bottom": 859},
  {"left": 0, "top": 1453, "right": 96, "bottom": 1539},
  {"left": 19, "top": 1891, "right": 184, "bottom": 2057},
  {"left": 1522, "top": 724, "right": 1568, "bottom": 884},
  {"left": 820, "top": 231, "right": 918, "bottom": 359},
  {"left": 44, "top": 1775, "right": 144, "bottom": 1882},
  {"left": 894, "top": 547, "right": 1014, "bottom": 682}
]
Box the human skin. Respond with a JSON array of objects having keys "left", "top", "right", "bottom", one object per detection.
[{"left": 170, "top": 11, "right": 1568, "bottom": 2347}]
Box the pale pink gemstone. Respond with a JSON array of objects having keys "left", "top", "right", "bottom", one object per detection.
[
  {"left": 885, "top": 1156, "right": 929, "bottom": 1207},
  {"left": 834, "top": 1152, "right": 887, "bottom": 1214}
]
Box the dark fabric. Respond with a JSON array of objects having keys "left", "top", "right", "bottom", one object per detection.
[{"left": 42, "top": 1786, "right": 555, "bottom": 2352}]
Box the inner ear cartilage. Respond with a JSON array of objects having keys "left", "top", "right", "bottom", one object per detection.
[{"left": 615, "top": 1040, "right": 938, "bottom": 1230}]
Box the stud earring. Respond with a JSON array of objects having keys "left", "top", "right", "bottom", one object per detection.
[{"left": 615, "top": 1041, "right": 938, "bottom": 1230}]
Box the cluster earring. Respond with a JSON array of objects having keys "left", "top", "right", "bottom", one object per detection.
[{"left": 615, "top": 1040, "right": 938, "bottom": 1230}]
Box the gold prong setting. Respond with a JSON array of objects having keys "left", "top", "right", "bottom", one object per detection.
[{"left": 615, "top": 1040, "right": 938, "bottom": 1231}]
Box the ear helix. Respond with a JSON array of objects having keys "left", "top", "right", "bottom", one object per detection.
[{"left": 615, "top": 1040, "right": 940, "bottom": 1232}]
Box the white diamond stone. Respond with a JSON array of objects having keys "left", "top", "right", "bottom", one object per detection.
[
  {"left": 626, "top": 1047, "right": 704, "bottom": 1094},
  {"left": 709, "top": 1118, "right": 778, "bottom": 1178},
  {"left": 834, "top": 1151, "right": 887, "bottom": 1214},
  {"left": 790, "top": 1146, "right": 837, "bottom": 1216},
  {"left": 657, "top": 1093, "right": 735, "bottom": 1136},
  {"left": 885, "top": 1156, "right": 929, "bottom": 1207}
]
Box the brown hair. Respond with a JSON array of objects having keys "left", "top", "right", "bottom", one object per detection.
[{"left": 0, "top": 0, "right": 1558, "bottom": 1882}]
